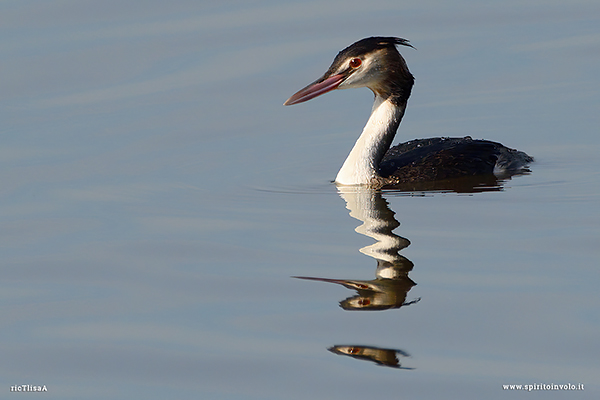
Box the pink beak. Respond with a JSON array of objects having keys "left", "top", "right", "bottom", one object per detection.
[{"left": 284, "top": 73, "right": 346, "bottom": 106}]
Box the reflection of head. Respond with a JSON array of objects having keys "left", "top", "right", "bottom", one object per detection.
[
  {"left": 338, "top": 273, "right": 418, "bottom": 311},
  {"left": 328, "top": 345, "right": 414, "bottom": 369},
  {"left": 294, "top": 272, "right": 419, "bottom": 311}
]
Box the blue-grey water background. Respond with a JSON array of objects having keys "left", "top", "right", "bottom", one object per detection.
[{"left": 2, "top": 1, "right": 599, "bottom": 399}]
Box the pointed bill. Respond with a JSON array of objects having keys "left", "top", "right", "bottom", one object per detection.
[{"left": 284, "top": 73, "right": 346, "bottom": 106}]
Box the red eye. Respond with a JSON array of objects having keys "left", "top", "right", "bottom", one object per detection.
[{"left": 349, "top": 58, "right": 362, "bottom": 68}]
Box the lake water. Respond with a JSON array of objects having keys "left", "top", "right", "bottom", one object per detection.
[{"left": 2, "top": 1, "right": 599, "bottom": 399}]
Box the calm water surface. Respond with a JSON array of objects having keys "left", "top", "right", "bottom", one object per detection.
[{"left": 1, "top": 1, "right": 599, "bottom": 399}]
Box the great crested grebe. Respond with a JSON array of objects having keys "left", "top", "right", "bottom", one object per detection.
[{"left": 284, "top": 37, "right": 533, "bottom": 188}]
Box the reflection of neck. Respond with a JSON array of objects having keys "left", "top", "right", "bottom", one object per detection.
[
  {"left": 335, "top": 96, "right": 406, "bottom": 186},
  {"left": 338, "top": 188, "right": 410, "bottom": 265}
]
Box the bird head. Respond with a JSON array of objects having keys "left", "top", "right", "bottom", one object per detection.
[{"left": 284, "top": 37, "right": 415, "bottom": 106}]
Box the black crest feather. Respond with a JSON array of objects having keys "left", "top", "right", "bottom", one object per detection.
[{"left": 339, "top": 37, "right": 415, "bottom": 58}]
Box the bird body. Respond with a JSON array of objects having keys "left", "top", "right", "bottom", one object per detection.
[{"left": 284, "top": 37, "right": 533, "bottom": 188}]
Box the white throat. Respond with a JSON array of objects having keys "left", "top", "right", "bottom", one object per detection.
[{"left": 335, "top": 96, "right": 406, "bottom": 185}]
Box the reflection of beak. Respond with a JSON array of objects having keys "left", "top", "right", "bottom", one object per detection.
[
  {"left": 293, "top": 276, "right": 371, "bottom": 290},
  {"left": 284, "top": 73, "right": 346, "bottom": 105}
]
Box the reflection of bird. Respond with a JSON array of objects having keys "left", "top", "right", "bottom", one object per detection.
[
  {"left": 328, "top": 345, "right": 414, "bottom": 369},
  {"left": 294, "top": 189, "right": 419, "bottom": 310},
  {"left": 285, "top": 37, "right": 533, "bottom": 188}
]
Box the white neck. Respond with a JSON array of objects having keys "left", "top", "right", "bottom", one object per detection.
[{"left": 335, "top": 96, "right": 406, "bottom": 185}]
